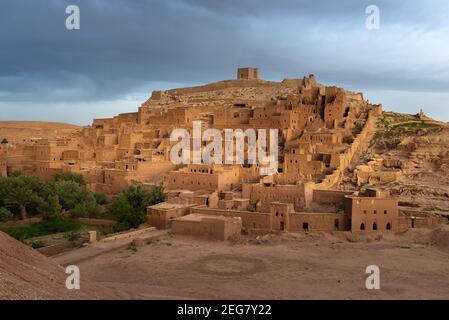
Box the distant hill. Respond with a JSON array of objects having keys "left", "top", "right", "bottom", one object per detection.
[{"left": 0, "top": 121, "right": 80, "bottom": 143}]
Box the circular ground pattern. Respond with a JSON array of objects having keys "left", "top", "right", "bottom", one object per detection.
[{"left": 193, "top": 254, "right": 266, "bottom": 276}]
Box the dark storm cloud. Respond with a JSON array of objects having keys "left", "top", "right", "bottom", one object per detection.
[{"left": 1, "top": 0, "right": 449, "bottom": 122}]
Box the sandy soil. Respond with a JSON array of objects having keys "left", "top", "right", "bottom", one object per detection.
[{"left": 74, "top": 227, "right": 449, "bottom": 300}]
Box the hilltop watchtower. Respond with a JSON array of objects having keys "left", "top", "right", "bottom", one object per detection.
[{"left": 237, "top": 67, "right": 260, "bottom": 80}]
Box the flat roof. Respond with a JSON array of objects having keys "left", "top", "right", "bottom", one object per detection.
[
  {"left": 148, "top": 202, "right": 193, "bottom": 210},
  {"left": 175, "top": 213, "right": 240, "bottom": 222}
]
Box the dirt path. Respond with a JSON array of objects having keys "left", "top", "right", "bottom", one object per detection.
[{"left": 52, "top": 229, "right": 168, "bottom": 266}]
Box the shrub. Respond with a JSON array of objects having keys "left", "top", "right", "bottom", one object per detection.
[
  {"left": 94, "top": 192, "right": 108, "bottom": 205},
  {"left": 52, "top": 172, "right": 86, "bottom": 186},
  {"left": 30, "top": 240, "right": 46, "bottom": 249},
  {"left": 0, "top": 207, "right": 13, "bottom": 223},
  {"left": 63, "top": 230, "right": 81, "bottom": 243}
]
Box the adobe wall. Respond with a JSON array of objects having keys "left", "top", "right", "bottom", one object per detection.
[
  {"left": 290, "top": 213, "right": 347, "bottom": 232},
  {"left": 172, "top": 214, "right": 242, "bottom": 241},
  {"left": 75, "top": 218, "right": 116, "bottom": 227},
  {"left": 147, "top": 204, "right": 193, "bottom": 229},
  {"left": 164, "top": 166, "right": 240, "bottom": 192},
  {"left": 313, "top": 190, "right": 353, "bottom": 208},
  {"left": 164, "top": 79, "right": 279, "bottom": 96},
  {"left": 190, "top": 206, "right": 272, "bottom": 232},
  {"left": 242, "top": 183, "right": 308, "bottom": 212}
]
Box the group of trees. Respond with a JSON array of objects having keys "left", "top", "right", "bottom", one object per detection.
[
  {"left": 0, "top": 172, "right": 105, "bottom": 222},
  {"left": 0, "top": 171, "right": 167, "bottom": 231}
]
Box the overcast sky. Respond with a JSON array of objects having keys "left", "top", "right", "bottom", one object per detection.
[{"left": 1, "top": 0, "right": 449, "bottom": 124}]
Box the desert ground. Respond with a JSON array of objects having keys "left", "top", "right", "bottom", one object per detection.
[
  {"left": 66, "top": 227, "right": 449, "bottom": 300},
  {"left": 0, "top": 121, "right": 79, "bottom": 143}
]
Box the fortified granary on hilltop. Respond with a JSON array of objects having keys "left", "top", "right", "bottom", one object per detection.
[{"left": 1, "top": 67, "right": 403, "bottom": 238}]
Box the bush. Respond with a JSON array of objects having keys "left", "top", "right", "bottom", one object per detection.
[
  {"left": 63, "top": 230, "right": 81, "bottom": 243},
  {"left": 30, "top": 240, "right": 46, "bottom": 249},
  {"left": 0, "top": 207, "right": 13, "bottom": 223},
  {"left": 94, "top": 192, "right": 108, "bottom": 205}
]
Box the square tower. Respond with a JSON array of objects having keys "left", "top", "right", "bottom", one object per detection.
[{"left": 237, "top": 67, "right": 260, "bottom": 80}]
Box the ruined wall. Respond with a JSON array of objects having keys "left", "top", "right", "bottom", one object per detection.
[{"left": 312, "top": 190, "right": 353, "bottom": 208}]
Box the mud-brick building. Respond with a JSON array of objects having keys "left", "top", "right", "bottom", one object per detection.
[
  {"left": 172, "top": 213, "right": 242, "bottom": 241},
  {"left": 345, "top": 190, "right": 398, "bottom": 233}
]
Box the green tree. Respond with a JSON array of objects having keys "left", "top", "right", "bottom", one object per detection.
[
  {"left": 1, "top": 175, "right": 48, "bottom": 220},
  {"left": 70, "top": 200, "right": 100, "bottom": 218},
  {"left": 52, "top": 172, "right": 86, "bottom": 186},
  {"left": 112, "top": 185, "right": 166, "bottom": 229},
  {"left": 112, "top": 195, "right": 145, "bottom": 228},
  {"left": 37, "top": 195, "right": 62, "bottom": 221},
  {"left": 1, "top": 138, "right": 8, "bottom": 144},
  {"left": 4, "top": 183, "right": 34, "bottom": 220},
  {"left": 50, "top": 180, "right": 96, "bottom": 211},
  {"left": 149, "top": 185, "right": 166, "bottom": 204},
  {"left": 121, "top": 184, "right": 165, "bottom": 212}
]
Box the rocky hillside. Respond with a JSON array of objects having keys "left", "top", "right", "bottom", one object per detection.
[{"left": 340, "top": 111, "right": 449, "bottom": 221}]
